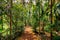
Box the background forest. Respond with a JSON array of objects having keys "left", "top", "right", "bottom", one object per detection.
[{"left": 0, "top": 0, "right": 60, "bottom": 40}]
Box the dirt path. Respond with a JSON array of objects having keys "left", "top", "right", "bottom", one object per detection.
[{"left": 16, "top": 26, "right": 40, "bottom": 40}]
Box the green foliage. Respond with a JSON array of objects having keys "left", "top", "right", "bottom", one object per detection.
[
  {"left": 53, "top": 36, "right": 60, "bottom": 40},
  {"left": 0, "top": 0, "right": 60, "bottom": 40}
]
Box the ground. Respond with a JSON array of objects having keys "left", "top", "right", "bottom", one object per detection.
[
  {"left": 16, "top": 26, "right": 40, "bottom": 40},
  {"left": 16, "top": 25, "right": 60, "bottom": 40}
]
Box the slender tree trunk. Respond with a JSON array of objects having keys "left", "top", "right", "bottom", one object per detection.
[
  {"left": 9, "top": 8, "right": 12, "bottom": 40},
  {"left": 0, "top": 16, "right": 3, "bottom": 30},
  {"left": 9, "top": 0, "right": 12, "bottom": 40},
  {"left": 1, "top": 15, "right": 3, "bottom": 30},
  {"left": 36, "top": 0, "right": 41, "bottom": 40},
  {"left": 50, "top": 0, "right": 53, "bottom": 40},
  {"left": 37, "top": 0, "right": 40, "bottom": 35}
]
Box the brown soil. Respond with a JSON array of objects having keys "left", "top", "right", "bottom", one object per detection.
[{"left": 16, "top": 26, "right": 39, "bottom": 40}]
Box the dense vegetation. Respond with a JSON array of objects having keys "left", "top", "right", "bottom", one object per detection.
[{"left": 0, "top": 0, "right": 60, "bottom": 40}]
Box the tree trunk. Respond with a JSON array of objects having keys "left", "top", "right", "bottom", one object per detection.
[
  {"left": 8, "top": 0, "right": 12, "bottom": 40},
  {"left": 1, "top": 16, "right": 3, "bottom": 30},
  {"left": 50, "top": 0, "right": 53, "bottom": 40}
]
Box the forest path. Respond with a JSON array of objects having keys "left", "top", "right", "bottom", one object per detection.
[{"left": 16, "top": 25, "right": 41, "bottom": 40}]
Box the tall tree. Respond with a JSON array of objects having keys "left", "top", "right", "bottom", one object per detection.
[{"left": 50, "top": 0, "right": 53, "bottom": 40}]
